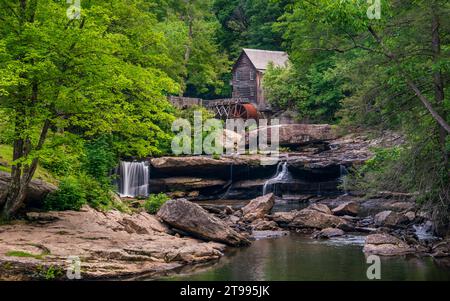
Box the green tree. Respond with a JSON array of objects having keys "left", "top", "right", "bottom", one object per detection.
[
  {"left": 213, "top": 0, "right": 290, "bottom": 58},
  {"left": 264, "top": 57, "right": 350, "bottom": 123},
  {"left": 277, "top": 0, "right": 449, "bottom": 227},
  {"left": 155, "top": 0, "right": 230, "bottom": 98},
  {"left": 0, "top": 0, "right": 178, "bottom": 218}
]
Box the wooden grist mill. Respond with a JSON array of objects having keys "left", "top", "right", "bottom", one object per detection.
[{"left": 203, "top": 98, "right": 259, "bottom": 120}]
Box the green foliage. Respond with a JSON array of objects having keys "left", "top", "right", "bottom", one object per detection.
[
  {"left": 275, "top": 0, "right": 450, "bottom": 231},
  {"left": 155, "top": 0, "right": 231, "bottom": 98},
  {"left": 144, "top": 193, "right": 170, "bottom": 214},
  {"left": 83, "top": 136, "right": 117, "bottom": 184},
  {"left": 43, "top": 177, "right": 87, "bottom": 211},
  {"left": 35, "top": 265, "right": 64, "bottom": 280},
  {"left": 213, "top": 0, "right": 290, "bottom": 58},
  {"left": 6, "top": 250, "right": 49, "bottom": 260},
  {"left": 264, "top": 58, "right": 349, "bottom": 123},
  {"left": 39, "top": 134, "right": 85, "bottom": 177},
  {"left": 44, "top": 174, "right": 116, "bottom": 212}
]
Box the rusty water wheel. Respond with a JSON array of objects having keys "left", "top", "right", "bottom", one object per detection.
[{"left": 230, "top": 103, "right": 258, "bottom": 120}]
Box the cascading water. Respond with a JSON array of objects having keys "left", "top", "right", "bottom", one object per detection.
[
  {"left": 413, "top": 221, "right": 437, "bottom": 241},
  {"left": 339, "top": 165, "right": 349, "bottom": 195},
  {"left": 262, "top": 161, "right": 292, "bottom": 195},
  {"left": 118, "top": 161, "right": 150, "bottom": 198}
]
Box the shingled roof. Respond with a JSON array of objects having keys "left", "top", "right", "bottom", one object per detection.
[{"left": 242, "top": 48, "right": 289, "bottom": 71}]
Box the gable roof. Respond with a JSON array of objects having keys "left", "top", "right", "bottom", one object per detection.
[{"left": 241, "top": 48, "right": 289, "bottom": 71}]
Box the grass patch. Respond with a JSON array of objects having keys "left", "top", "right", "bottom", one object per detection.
[
  {"left": 6, "top": 249, "right": 50, "bottom": 260},
  {"left": 0, "top": 144, "right": 57, "bottom": 184}
]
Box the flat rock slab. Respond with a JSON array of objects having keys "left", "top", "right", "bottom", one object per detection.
[
  {"left": 0, "top": 207, "right": 226, "bottom": 280},
  {"left": 363, "top": 233, "right": 415, "bottom": 256}
]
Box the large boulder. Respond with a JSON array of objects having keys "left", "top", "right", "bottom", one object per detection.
[
  {"left": 0, "top": 171, "right": 57, "bottom": 208},
  {"left": 157, "top": 199, "right": 250, "bottom": 247},
  {"left": 290, "top": 209, "right": 347, "bottom": 229},
  {"left": 241, "top": 193, "right": 275, "bottom": 222},
  {"left": 374, "top": 210, "right": 409, "bottom": 227},
  {"left": 332, "top": 201, "right": 359, "bottom": 216},
  {"left": 363, "top": 233, "right": 415, "bottom": 256},
  {"left": 271, "top": 207, "right": 348, "bottom": 230}
]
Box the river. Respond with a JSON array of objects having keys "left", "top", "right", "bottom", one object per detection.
[{"left": 166, "top": 234, "right": 450, "bottom": 281}]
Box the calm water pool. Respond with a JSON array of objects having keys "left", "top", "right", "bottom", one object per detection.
[{"left": 166, "top": 234, "right": 450, "bottom": 281}]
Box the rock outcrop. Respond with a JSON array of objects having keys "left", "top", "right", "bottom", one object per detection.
[
  {"left": 0, "top": 171, "right": 57, "bottom": 208},
  {"left": 363, "top": 233, "right": 415, "bottom": 256},
  {"left": 157, "top": 199, "right": 250, "bottom": 247},
  {"left": 0, "top": 207, "right": 225, "bottom": 280},
  {"left": 249, "top": 124, "right": 338, "bottom": 146}
]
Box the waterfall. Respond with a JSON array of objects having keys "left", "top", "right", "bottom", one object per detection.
[
  {"left": 263, "top": 161, "right": 292, "bottom": 195},
  {"left": 118, "top": 161, "right": 150, "bottom": 198},
  {"left": 339, "top": 165, "right": 349, "bottom": 195},
  {"left": 413, "top": 221, "right": 436, "bottom": 241}
]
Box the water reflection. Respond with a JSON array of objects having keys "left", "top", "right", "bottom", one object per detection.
[{"left": 167, "top": 234, "right": 450, "bottom": 281}]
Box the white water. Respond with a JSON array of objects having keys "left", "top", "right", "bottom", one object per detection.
[
  {"left": 262, "top": 162, "right": 292, "bottom": 195},
  {"left": 413, "top": 221, "right": 436, "bottom": 241},
  {"left": 339, "top": 165, "right": 349, "bottom": 195},
  {"left": 118, "top": 161, "right": 150, "bottom": 198}
]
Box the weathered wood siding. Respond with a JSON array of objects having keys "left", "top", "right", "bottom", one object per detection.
[
  {"left": 256, "top": 71, "right": 266, "bottom": 109},
  {"left": 232, "top": 53, "right": 258, "bottom": 104}
]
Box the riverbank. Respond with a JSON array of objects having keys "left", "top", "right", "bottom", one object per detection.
[{"left": 1, "top": 192, "right": 450, "bottom": 280}]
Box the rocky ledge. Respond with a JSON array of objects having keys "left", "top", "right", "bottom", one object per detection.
[{"left": 0, "top": 207, "right": 227, "bottom": 280}]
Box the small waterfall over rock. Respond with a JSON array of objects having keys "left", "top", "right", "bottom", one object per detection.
[
  {"left": 339, "top": 165, "right": 349, "bottom": 195},
  {"left": 413, "top": 221, "right": 437, "bottom": 241},
  {"left": 118, "top": 161, "right": 150, "bottom": 198},
  {"left": 263, "top": 161, "right": 292, "bottom": 195}
]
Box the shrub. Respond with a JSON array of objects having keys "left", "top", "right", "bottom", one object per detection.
[
  {"left": 44, "top": 174, "right": 114, "bottom": 211},
  {"left": 144, "top": 193, "right": 170, "bottom": 214},
  {"left": 77, "top": 175, "right": 113, "bottom": 210},
  {"left": 83, "top": 136, "right": 117, "bottom": 185},
  {"left": 43, "top": 177, "right": 86, "bottom": 211}
]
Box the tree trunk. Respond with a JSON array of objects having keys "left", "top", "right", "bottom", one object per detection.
[
  {"left": 180, "top": 1, "right": 194, "bottom": 96},
  {"left": 0, "top": 120, "right": 50, "bottom": 219},
  {"left": 431, "top": 4, "right": 448, "bottom": 167},
  {"left": 367, "top": 25, "right": 450, "bottom": 134}
]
